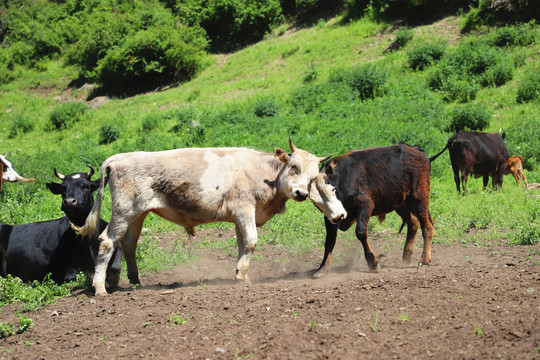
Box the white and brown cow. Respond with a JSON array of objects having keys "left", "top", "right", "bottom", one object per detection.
[
  {"left": 74, "top": 139, "right": 332, "bottom": 295},
  {"left": 0, "top": 154, "right": 35, "bottom": 190}
]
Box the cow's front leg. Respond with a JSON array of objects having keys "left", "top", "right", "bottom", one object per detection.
[
  {"left": 356, "top": 210, "right": 379, "bottom": 271},
  {"left": 314, "top": 216, "right": 338, "bottom": 278},
  {"left": 234, "top": 210, "right": 257, "bottom": 283}
]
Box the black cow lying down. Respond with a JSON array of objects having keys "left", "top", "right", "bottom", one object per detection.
[
  {"left": 0, "top": 167, "right": 122, "bottom": 286},
  {"left": 309, "top": 145, "right": 434, "bottom": 276}
]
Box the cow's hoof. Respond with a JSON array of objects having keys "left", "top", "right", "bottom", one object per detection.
[
  {"left": 417, "top": 262, "right": 425, "bottom": 271},
  {"left": 313, "top": 270, "right": 326, "bottom": 279},
  {"left": 368, "top": 263, "right": 380, "bottom": 272},
  {"left": 95, "top": 290, "right": 108, "bottom": 296}
]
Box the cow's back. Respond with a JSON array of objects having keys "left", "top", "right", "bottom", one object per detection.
[
  {"left": 327, "top": 145, "right": 430, "bottom": 215},
  {"left": 450, "top": 131, "right": 509, "bottom": 173}
]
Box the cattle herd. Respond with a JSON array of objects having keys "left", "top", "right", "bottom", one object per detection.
[{"left": 0, "top": 132, "right": 533, "bottom": 296}]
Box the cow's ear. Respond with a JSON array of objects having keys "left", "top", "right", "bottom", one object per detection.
[
  {"left": 275, "top": 148, "right": 290, "bottom": 163},
  {"left": 46, "top": 182, "right": 64, "bottom": 195},
  {"left": 90, "top": 179, "right": 100, "bottom": 192}
]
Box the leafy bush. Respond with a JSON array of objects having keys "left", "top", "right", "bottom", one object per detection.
[
  {"left": 302, "top": 63, "right": 318, "bottom": 83},
  {"left": 8, "top": 112, "right": 35, "bottom": 139},
  {"left": 509, "top": 224, "right": 540, "bottom": 245},
  {"left": 141, "top": 114, "right": 162, "bottom": 132},
  {"left": 49, "top": 102, "right": 89, "bottom": 130},
  {"left": 448, "top": 104, "right": 491, "bottom": 132},
  {"left": 329, "top": 64, "right": 388, "bottom": 100},
  {"left": 99, "top": 124, "right": 120, "bottom": 144},
  {"left": 176, "top": 0, "right": 283, "bottom": 52},
  {"left": 395, "top": 28, "right": 414, "bottom": 47},
  {"left": 95, "top": 27, "right": 207, "bottom": 95},
  {"left": 407, "top": 42, "right": 445, "bottom": 70},
  {"left": 253, "top": 97, "right": 280, "bottom": 117},
  {"left": 516, "top": 70, "right": 540, "bottom": 103}
]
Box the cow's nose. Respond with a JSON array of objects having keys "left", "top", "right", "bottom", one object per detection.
[
  {"left": 295, "top": 190, "right": 308, "bottom": 201},
  {"left": 63, "top": 198, "right": 78, "bottom": 207},
  {"left": 332, "top": 213, "right": 346, "bottom": 224}
]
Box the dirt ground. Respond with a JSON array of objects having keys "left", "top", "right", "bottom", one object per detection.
[{"left": 0, "top": 228, "right": 538, "bottom": 360}]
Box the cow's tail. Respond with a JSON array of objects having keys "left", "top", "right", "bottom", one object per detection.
[
  {"left": 71, "top": 164, "right": 109, "bottom": 238},
  {"left": 429, "top": 133, "right": 457, "bottom": 163}
]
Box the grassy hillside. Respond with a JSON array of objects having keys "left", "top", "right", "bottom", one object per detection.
[{"left": 1, "top": 14, "right": 539, "bottom": 258}]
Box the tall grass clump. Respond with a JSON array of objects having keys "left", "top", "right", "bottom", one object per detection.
[
  {"left": 49, "top": 102, "right": 89, "bottom": 130},
  {"left": 516, "top": 69, "right": 540, "bottom": 104},
  {"left": 447, "top": 104, "right": 491, "bottom": 132},
  {"left": 328, "top": 64, "right": 388, "bottom": 100},
  {"left": 7, "top": 111, "right": 35, "bottom": 138},
  {"left": 407, "top": 41, "right": 445, "bottom": 70}
]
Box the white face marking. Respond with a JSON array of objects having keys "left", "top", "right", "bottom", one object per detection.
[
  {"left": 1, "top": 154, "right": 22, "bottom": 182},
  {"left": 72, "top": 174, "right": 82, "bottom": 179},
  {"left": 309, "top": 173, "right": 347, "bottom": 223}
]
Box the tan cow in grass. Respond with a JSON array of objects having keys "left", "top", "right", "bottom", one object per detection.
[
  {"left": 504, "top": 156, "right": 529, "bottom": 190},
  {"left": 74, "top": 139, "right": 338, "bottom": 295},
  {"left": 0, "top": 154, "right": 35, "bottom": 190}
]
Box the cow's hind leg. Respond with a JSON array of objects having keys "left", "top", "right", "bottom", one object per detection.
[
  {"left": 414, "top": 205, "right": 433, "bottom": 269},
  {"left": 314, "top": 216, "right": 338, "bottom": 278},
  {"left": 94, "top": 218, "right": 131, "bottom": 296},
  {"left": 396, "top": 209, "right": 419, "bottom": 264},
  {"left": 120, "top": 213, "right": 148, "bottom": 287},
  {"left": 234, "top": 209, "right": 258, "bottom": 283}
]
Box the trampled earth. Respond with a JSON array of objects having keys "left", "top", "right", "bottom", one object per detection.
[{"left": 1, "top": 228, "right": 539, "bottom": 359}]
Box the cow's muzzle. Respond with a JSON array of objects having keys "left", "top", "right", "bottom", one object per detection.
[
  {"left": 294, "top": 189, "right": 309, "bottom": 201},
  {"left": 331, "top": 213, "right": 346, "bottom": 224}
]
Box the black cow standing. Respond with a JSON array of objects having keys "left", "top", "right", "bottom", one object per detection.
[
  {"left": 430, "top": 130, "right": 509, "bottom": 193},
  {"left": 310, "top": 145, "right": 434, "bottom": 277},
  {"left": 0, "top": 166, "right": 122, "bottom": 286}
]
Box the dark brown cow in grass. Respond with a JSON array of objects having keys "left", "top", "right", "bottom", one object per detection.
[
  {"left": 309, "top": 145, "right": 434, "bottom": 276},
  {"left": 430, "top": 130, "right": 509, "bottom": 193}
]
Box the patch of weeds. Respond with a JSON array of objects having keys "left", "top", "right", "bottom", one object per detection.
[
  {"left": 17, "top": 316, "right": 33, "bottom": 334},
  {"left": 24, "top": 341, "right": 33, "bottom": 346},
  {"left": 310, "top": 319, "right": 320, "bottom": 329},
  {"left": 397, "top": 314, "right": 410, "bottom": 324},
  {"left": 287, "top": 309, "right": 298, "bottom": 317},
  {"left": 235, "top": 348, "right": 257, "bottom": 359},
  {"left": 168, "top": 313, "right": 188, "bottom": 325},
  {"left": 197, "top": 278, "right": 207, "bottom": 291},
  {"left": 474, "top": 325, "right": 484, "bottom": 337},
  {"left": 0, "top": 323, "right": 14, "bottom": 339},
  {"left": 370, "top": 310, "right": 380, "bottom": 332}
]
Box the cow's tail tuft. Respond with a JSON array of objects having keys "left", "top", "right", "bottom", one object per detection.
[{"left": 71, "top": 164, "right": 109, "bottom": 238}]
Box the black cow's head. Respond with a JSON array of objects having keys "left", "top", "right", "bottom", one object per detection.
[{"left": 46, "top": 166, "right": 100, "bottom": 227}]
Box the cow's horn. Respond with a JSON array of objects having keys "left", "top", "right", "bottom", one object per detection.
[
  {"left": 86, "top": 165, "right": 95, "bottom": 178},
  {"left": 289, "top": 137, "right": 298, "bottom": 152},
  {"left": 319, "top": 154, "right": 332, "bottom": 163},
  {"left": 54, "top": 168, "right": 65, "bottom": 180}
]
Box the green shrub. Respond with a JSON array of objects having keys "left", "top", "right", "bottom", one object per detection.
[
  {"left": 516, "top": 70, "right": 540, "bottom": 103},
  {"left": 95, "top": 27, "right": 207, "bottom": 95},
  {"left": 448, "top": 104, "right": 491, "bottom": 132},
  {"left": 481, "top": 60, "right": 513, "bottom": 87},
  {"left": 8, "top": 112, "right": 35, "bottom": 139},
  {"left": 0, "top": 323, "right": 14, "bottom": 339},
  {"left": 176, "top": 0, "right": 283, "bottom": 52},
  {"left": 509, "top": 224, "right": 540, "bottom": 245},
  {"left": 440, "top": 75, "right": 480, "bottom": 103},
  {"left": 99, "top": 124, "right": 120, "bottom": 144},
  {"left": 141, "top": 114, "right": 162, "bottom": 132},
  {"left": 329, "top": 64, "right": 388, "bottom": 100},
  {"left": 17, "top": 316, "right": 33, "bottom": 334},
  {"left": 407, "top": 42, "right": 445, "bottom": 71},
  {"left": 395, "top": 28, "right": 414, "bottom": 47},
  {"left": 49, "top": 102, "right": 89, "bottom": 130},
  {"left": 253, "top": 97, "right": 280, "bottom": 117}
]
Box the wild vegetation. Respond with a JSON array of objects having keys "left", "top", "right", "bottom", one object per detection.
[{"left": 0, "top": 0, "right": 539, "bottom": 312}]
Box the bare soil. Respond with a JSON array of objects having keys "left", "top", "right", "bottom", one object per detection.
[{"left": 1, "top": 229, "right": 539, "bottom": 360}]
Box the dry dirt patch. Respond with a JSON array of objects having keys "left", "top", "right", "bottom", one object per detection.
[{"left": 0, "top": 230, "right": 538, "bottom": 359}]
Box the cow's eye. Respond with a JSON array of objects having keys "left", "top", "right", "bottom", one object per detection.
[{"left": 290, "top": 164, "right": 299, "bottom": 174}]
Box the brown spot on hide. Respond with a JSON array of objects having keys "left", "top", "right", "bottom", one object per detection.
[{"left": 151, "top": 179, "right": 202, "bottom": 212}]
